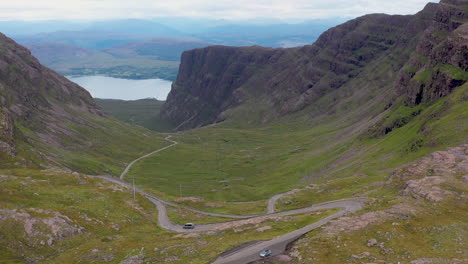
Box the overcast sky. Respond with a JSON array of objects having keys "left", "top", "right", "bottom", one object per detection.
[{"left": 0, "top": 0, "right": 438, "bottom": 21}]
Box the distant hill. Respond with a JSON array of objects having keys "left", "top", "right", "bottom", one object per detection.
[
  {"left": 84, "top": 19, "right": 182, "bottom": 36},
  {"left": 23, "top": 42, "right": 180, "bottom": 80},
  {"left": 15, "top": 31, "right": 160, "bottom": 50},
  {"left": 9, "top": 18, "right": 343, "bottom": 81},
  {"left": 11, "top": 18, "right": 343, "bottom": 49},
  {"left": 192, "top": 20, "right": 343, "bottom": 47},
  {"left": 25, "top": 43, "right": 179, "bottom": 80},
  {"left": 104, "top": 38, "right": 211, "bottom": 61}
]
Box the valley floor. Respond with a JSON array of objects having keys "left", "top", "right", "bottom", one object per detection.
[{"left": 1, "top": 134, "right": 466, "bottom": 264}]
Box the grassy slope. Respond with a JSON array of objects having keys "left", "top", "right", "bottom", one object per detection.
[
  {"left": 275, "top": 83, "right": 468, "bottom": 211},
  {"left": 127, "top": 83, "right": 467, "bottom": 211},
  {"left": 3, "top": 108, "right": 168, "bottom": 176},
  {"left": 287, "top": 153, "right": 467, "bottom": 264},
  {"left": 95, "top": 99, "right": 175, "bottom": 132},
  {"left": 0, "top": 168, "right": 337, "bottom": 264}
]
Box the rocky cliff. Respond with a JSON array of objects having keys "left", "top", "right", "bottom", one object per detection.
[
  {"left": 162, "top": 45, "right": 279, "bottom": 129},
  {"left": 0, "top": 33, "right": 104, "bottom": 159},
  {"left": 161, "top": 0, "right": 467, "bottom": 130},
  {"left": 395, "top": 0, "right": 468, "bottom": 104}
]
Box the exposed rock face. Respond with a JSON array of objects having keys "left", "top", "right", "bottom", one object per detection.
[
  {"left": 0, "top": 208, "right": 84, "bottom": 246},
  {"left": 161, "top": 45, "right": 279, "bottom": 129},
  {"left": 395, "top": 1, "right": 468, "bottom": 105},
  {"left": 162, "top": 1, "right": 466, "bottom": 130},
  {"left": 0, "top": 33, "right": 104, "bottom": 157},
  {"left": 118, "top": 253, "right": 145, "bottom": 264},
  {"left": 404, "top": 176, "right": 453, "bottom": 201},
  {"left": 398, "top": 143, "right": 468, "bottom": 201},
  {"left": 0, "top": 106, "right": 15, "bottom": 156}
]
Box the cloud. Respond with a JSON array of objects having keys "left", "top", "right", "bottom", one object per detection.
[{"left": 0, "top": 0, "right": 438, "bottom": 21}]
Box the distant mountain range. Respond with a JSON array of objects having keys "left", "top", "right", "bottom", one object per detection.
[
  {"left": 3, "top": 18, "right": 344, "bottom": 80},
  {"left": 3, "top": 18, "right": 344, "bottom": 47},
  {"left": 103, "top": 38, "right": 210, "bottom": 61},
  {"left": 22, "top": 40, "right": 201, "bottom": 80}
]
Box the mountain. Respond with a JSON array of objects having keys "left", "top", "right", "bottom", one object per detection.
[
  {"left": 0, "top": 32, "right": 166, "bottom": 173},
  {"left": 22, "top": 38, "right": 211, "bottom": 80},
  {"left": 7, "top": 18, "right": 343, "bottom": 49},
  {"left": 23, "top": 42, "right": 104, "bottom": 69},
  {"left": 14, "top": 31, "right": 159, "bottom": 50},
  {"left": 0, "top": 2, "right": 467, "bottom": 264},
  {"left": 0, "top": 20, "right": 88, "bottom": 36},
  {"left": 161, "top": 0, "right": 467, "bottom": 131},
  {"left": 192, "top": 20, "right": 344, "bottom": 47},
  {"left": 83, "top": 19, "right": 182, "bottom": 36}
]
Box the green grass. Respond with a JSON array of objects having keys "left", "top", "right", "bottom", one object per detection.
[
  {"left": 414, "top": 68, "right": 432, "bottom": 83},
  {"left": 95, "top": 98, "right": 175, "bottom": 132},
  {"left": 6, "top": 104, "right": 168, "bottom": 176},
  {"left": 0, "top": 168, "right": 162, "bottom": 263},
  {"left": 167, "top": 199, "right": 268, "bottom": 216},
  {"left": 166, "top": 206, "right": 237, "bottom": 224},
  {"left": 0, "top": 168, "right": 342, "bottom": 264},
  {"left": 437, "top": 64, "right": 468, "bottom": 81},
  {"left": 126, "top": 83, "right": 467, "bottom": 212},
  {"left": 291, "top": 177, "right": 468, "bottom": 263},
  {"left": 128, "top": 123, "right": 350, "bottom": 202}
]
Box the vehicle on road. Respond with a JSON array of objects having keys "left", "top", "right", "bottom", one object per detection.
[
  {"left": 183, "top": 223, "right": 195, "bottom": 229},
  {"left": 259, "top": 249, "right": 272, "bottom": 257}
]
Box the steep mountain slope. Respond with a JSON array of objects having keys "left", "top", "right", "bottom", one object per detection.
[
  {"left": 0, "top": 33, "right": 166, "bottom": 174},
  {"left": 161, "top": 0, "right": 466, "bottom": 131}
]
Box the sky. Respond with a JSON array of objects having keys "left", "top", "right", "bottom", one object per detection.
[{"left": 0, "top": 0, "right": 439, "bottom": 21}]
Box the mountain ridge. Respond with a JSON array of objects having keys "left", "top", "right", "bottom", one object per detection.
[{"left": 161, "top": 1, "right": 466, "bottom": 131}]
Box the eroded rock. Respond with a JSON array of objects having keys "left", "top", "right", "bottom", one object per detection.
[{"left": 0, "top": 208, "right": 84, "bottom": 246}]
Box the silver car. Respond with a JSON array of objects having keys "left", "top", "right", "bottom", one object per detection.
[{"left": 259, "top": 249, "right": 272, "bottom": 257}]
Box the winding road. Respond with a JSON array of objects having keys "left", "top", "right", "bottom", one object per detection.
[
  {"left": 119, "top": 135, "right": 178, "bottom": 180},
  {"left": 97, "top": 135, "right": 366, "bottom": 264}
]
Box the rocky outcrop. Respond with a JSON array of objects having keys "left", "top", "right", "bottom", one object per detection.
[
  {"left": 394, "top": 0, "right": 467, "bottom": 104},
  {"left": 161, "top": 2, "right": 456, "bottom": 130},
  {"left": 397, "top": 143, "right": 468, "bottom": 201},
  {"left": 0, "top": 208, "right": 84, "bottom": 246}
]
